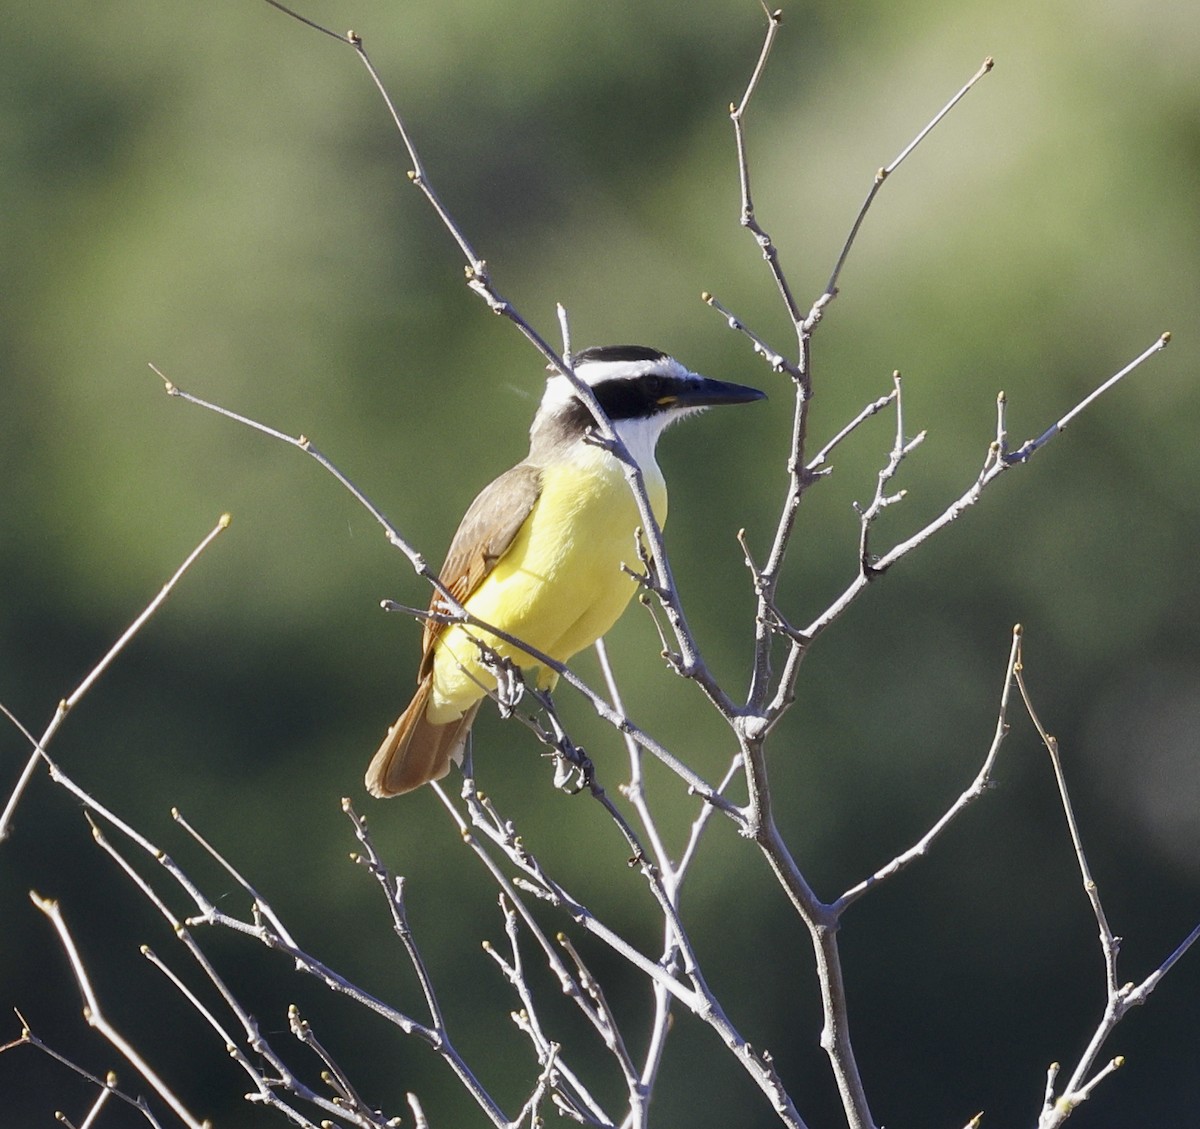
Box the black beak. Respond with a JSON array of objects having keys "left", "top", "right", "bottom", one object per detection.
[{"left": 664, "top": 375, "right": 767, "bottom": 409}]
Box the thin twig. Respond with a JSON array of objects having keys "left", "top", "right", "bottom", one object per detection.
[
  {"left": 804, "top": 387, "right": 899, "bottom": 475},
  {"left": 435, "top": 782, "right": 807, "bottom": 1127},
  {"left": 0, "top": 514, "right": 230, "bottom": 841},
  {"left": 170, "top": 806, "right": 301, "bottom": 949},
  {"left": 773, "top": 333, "right": 1172, "bottom": 717},
  {"left": 593, "top": 640, "right": 688, "bottom": 1128},
  {"left": 75, "top": 1080, "right": 117, "bottom": 1129},
  {"left": 703, "top": 292, "right": 797, "bottom": 376},
  {"left": 1010, "top": 632, "right": 1200, "bottom": 1127},
  {"left": 855, "top": 371, "right": 926, "bottom": 574},
  {"left": 35, "top": 744, "right": 503, "bottom": 1127},
  {"left": 835, "top": 626, "right": 1022, "bottom": 911},
  {"left": 557, "top": 302, "right": 573, "bottom": 362},
  {"left": 1014, "top": 642, "right": 1119, "bottom": 992},
  {"left": 152, "top": 365, "right": 441, "bottom": 593},
  {"left": 483, "top": 896, "right": 613, "bottom": 1125},
  {"left": 729, "top": 5, "right": 801, "bottom": 324},
  {"left": 84, "top": 813, "right": 357, "bottom": 1127},
  {"left": 457, "top": 785, "right": 694, "bottom": 1007},
  {"left": 1001, "top": 334, "right": 1171, "bottom": 463},
  {"left": 29, "top": 893, "right": 212, "bottom": 1129},
  {"left": 742, "top": 55, "right": 998, "bottom": 731},
  {"left": 594, "top": 642, "right": 667, "bottom": 856},
  {"left": 140, "top": 949, "right": 291, "bottom": 1120},
  {"left": 342, "top": 800, "right": 450, "bottom": 1030},
  {"left": 822, "top": 57, "right": 994, "bottom": 304},
  {"left": 557, "top": 932, "right": 640, "bottom": 1098},
  {"left": 407, "top": 1092, "right": 430, "bottom": 1129},
  {"left": 1, "top": 1018, "right": 165, "bottom": 1129},
  {"left": 288, "top": 1005, "right": 379, "bottom": 1124}
]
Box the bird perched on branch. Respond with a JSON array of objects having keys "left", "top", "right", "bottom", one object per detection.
[{"left": 366, "top": 345, "right": 765, "bottom": 797}]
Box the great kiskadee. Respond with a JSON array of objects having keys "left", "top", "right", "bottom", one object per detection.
[{"left": 365, "top": 344, "right": 765, "bottom": 797}]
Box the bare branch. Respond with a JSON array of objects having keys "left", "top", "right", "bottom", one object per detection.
[
  {"left": 435, "top": 781, "right": 808, "bottom": 1128},
  {"left": 855, "top": 371, "right": 926, "bottom": 575},
  {"left": 75, "top": 1080, "right": 115, "bottom": 1129},
  {"left": 1014, "top": 644, "right": 1120, "bottom": 993},
  {"left": 0, "top": 513, "right": 229, "bottom": 841},
  {"left": 18, "top": 739, "right": 502, "bottom": 1127},
  {"left": 877, "top": 333, "right": 1169, "bottom": 568},
  {"left": 738, "top": 53, "right": 997, "bottom": 725},
  {"left": 1002, "top": 332, "right": 1171, "bottom": 464},
  {"left": 775, "top": 332, "right": 1172, "bottom": 712},
  {"left": 342, "top": 800, "right": 450, "bottom": 1031},
  {"left": 28, "top": 892, "right": 212, "bottom": 1129},
  {"left": 703, "top": 291, "right": 797, "bottom": 376},
  {"left": 169, "top": 807, "right": 301, "bottom": 950},
  {"left": 594, "top": 640, "right": 671, "bottom": 870},
  {"left": 822, "top": 57, "right": 994, "bottom": 305},
  {"left": 1012, "top": 631, "right": 1200, "bottom": 1127},
  {"left": 1, "top": 1016, "right": 165, "bottom": 1129},
  {"left": 152, "top": 365, "right": 438, "bottom": 590},
  {"left": 740, "top": 324, "right": 1172, "bottom": 1129},
  {"left": 84, "top": 813, "right": 364, "bottom": 1127},
  {"left": 407, "top": 1092, "right": 430, "bottom": 1129},
  {"left": 728, "top": 5, "right": 801, "bottom": 325},
  {"left": 483, "top": 896, "right": 613, "bottom": 1125},
  {"left": 557, "top": 931, "right": 640, "bottom": 1097},
  {"left": 287, "top": 1005, "right": 380, "bottom": 1125},
  {"left": 557, "top": 302, "right": 573, "bottom": 361},
  {"left": 835, "top": 625, "right": 1023, "bottom": 912},
  {"left": 804, "top": 386, "right": 899, "bottom": 475}
]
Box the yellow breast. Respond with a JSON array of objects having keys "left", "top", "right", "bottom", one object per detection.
[{"left": 427, "top": 447, "right": 666, "bottom": 723}]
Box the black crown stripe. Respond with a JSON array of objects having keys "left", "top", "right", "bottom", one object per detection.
[{"left": 572, "top": 344, "right": 669, "bottom": 366}]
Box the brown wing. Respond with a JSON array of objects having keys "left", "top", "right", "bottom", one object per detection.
[{"left": 418, "top": 461, "right": 542, "bottom": 677}]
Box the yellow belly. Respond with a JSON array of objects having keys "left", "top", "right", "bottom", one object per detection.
[{"left": 427, "top": 452, "right": 667, "bottom": 724}]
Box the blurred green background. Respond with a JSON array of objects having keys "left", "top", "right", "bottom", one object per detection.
[{"left": 2, "top": 0, "right": 1198, "bottom": 1126}]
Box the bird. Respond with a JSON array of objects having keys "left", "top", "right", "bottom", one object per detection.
[{"left": 365, "top": 344, "right": 766, "bottom": 797}]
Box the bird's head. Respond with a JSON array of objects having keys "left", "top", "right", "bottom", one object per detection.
[{"left": 532, "top": 344, "right": 766, "bottom": 465}]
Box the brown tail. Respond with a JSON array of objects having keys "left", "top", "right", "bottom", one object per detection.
[{"left": 364, "top": 676, "right": 481, "bottom": 797}]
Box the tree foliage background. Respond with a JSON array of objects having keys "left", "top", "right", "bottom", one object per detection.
[{"left": 2, "top": 1, "right": 1198, "bottom": 1126}]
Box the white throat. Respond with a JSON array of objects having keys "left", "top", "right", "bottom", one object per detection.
[{"left": 609, "top": 412, "right": 671, "bottom": 480}]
